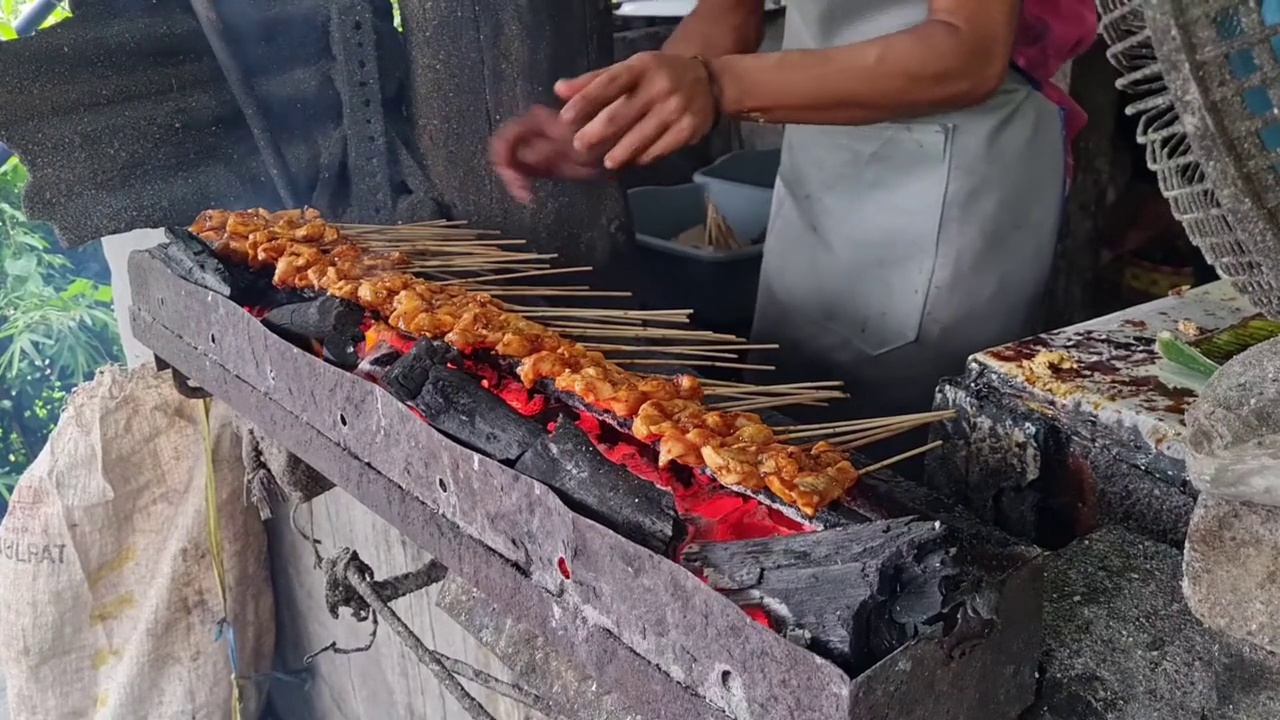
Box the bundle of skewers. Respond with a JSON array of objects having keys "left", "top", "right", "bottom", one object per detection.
[
  {"left": 190, "top": 208, "right": 949, "bottom": 516},
  {"left": 674, "top": 199, "right": 744, "bottom": 252}
]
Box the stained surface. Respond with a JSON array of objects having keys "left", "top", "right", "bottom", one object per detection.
[{"left": 926, "top": 281, "right": 1259, "bottom": 547}]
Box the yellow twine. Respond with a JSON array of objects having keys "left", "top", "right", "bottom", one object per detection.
[{"left": 199, "top": 398, "right": 244, "bottom": 720}]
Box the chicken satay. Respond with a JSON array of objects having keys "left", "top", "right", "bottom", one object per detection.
[{"left": 193, "top": 207, "right": 869, "bottom": 516}]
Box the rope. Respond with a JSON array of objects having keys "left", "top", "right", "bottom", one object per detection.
[
  {"left": 298, "top": 539, "right": 566, "bottom": 720},
  {"left": 199, "top": 398, "right": 244, "bottom": 720},
  {"left": 331, "top": 549, "right": 498, "bottom": 720}
]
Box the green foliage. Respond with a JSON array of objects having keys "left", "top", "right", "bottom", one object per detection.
[
  {"left": 1, "top": 159, "right": 122, "bottom": 488},
  {"left": 0, "top": 0, "right": 71, "bottom": 39},
  {"left": 1, "top": 1, "right": 118, "bottom": 492}
]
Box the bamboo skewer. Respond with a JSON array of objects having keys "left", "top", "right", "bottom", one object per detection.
[
  {"left": 338, "top": 219, "right": 475, "bottom": 229},
  {"left": 409, "top": 264, "right": 552, "bottom": 273},
  {"left": 538, "top": 314, "right": 694, "bottom": 324},
  {"left": 477, "top": 290, "right": 635, "bottom": 298},
  {"left": 775, "top": 410, "right": 955, "bottom": 439},
  {"left": 704, "top": 201, "right": 744, "bottom": 251},
  {"left": 546, "top": 329, "right": 741, "bottom": 341},
  {"left": 594, "top": 347, "right": 742, "bottom": 360},
  {"left": 859, "top": 441, "right": 944, "bottom": 475},
  {"left": 611, "top": 359, "right": 775, "bottom": 371},
  {"left": 711, "top": 392, "right": 847, "bottom": 411},
  {"left": 546, "top": 316, "right": 647, "bottom": 327},
  {"left": 708, "top": 396, "right": 839, "bottom": 413},
  {"left": 359, "top": 238, "right": 525, "bottom": 247},
  {"left": 702, "top": 388, "right": 846, "bottom": 402},
  {"left": 469, "top": 285, "right": 596, "bottom": 291},
  {"left": 828, "top": 417, "right": 938, "bottom": 451},
  {"left": 702, "top": 380, "right": 844, "bottom": 393},
  {"left": 434, "top": 266, "right": 594, "bottom": 285},
  {"left": 407, "top": 252, "right": 561, "bottom": 266},
  {"left": 506, "top": 302, "right": 691, "bottom": 313},
  {"left": 777, "top": 415, "right": 951, "bottom": 441},
  {"left": 584, "top": 343, "right": 778, "bottom": 353}
]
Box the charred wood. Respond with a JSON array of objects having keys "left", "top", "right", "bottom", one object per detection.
[
  {"left": 158, "top": 228, "right": 310, "bottom": 307},
  {"left": 382, "top": 338, "right": 462, "bottom": 402},
  {"left": 322, "top": 330, "right": 365, "bottom": 370},
  {"left": 355, "top": 342, "right": 406, "bottom": 384},
  {"left": 682, "top": 518, "right": 957, "bottom": 674},
  {"left": 408, "top": 365, "right": 545, "bottom": 463},
  {"left": 516, "top": 421, "right": 687, "bottom": 557},
  {"left": 262, "top": 295, "right": 365, "bottom": 342}
]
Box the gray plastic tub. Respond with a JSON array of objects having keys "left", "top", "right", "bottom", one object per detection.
[
  {"left": 626, "top": 183, "right": 764, "bottom": 335},
  {"left": 628, "top": 183, "right": 763, "bottom": 260},
  {"left": 692, "top": 148, "right": 781, "bottom": 245}
]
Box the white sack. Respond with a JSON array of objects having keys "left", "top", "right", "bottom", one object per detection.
[{"left": 0, "top": 365, "right": 274, "bottom": 719}]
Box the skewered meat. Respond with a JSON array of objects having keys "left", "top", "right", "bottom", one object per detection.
[{"left": 189, "top": 207, "right": 861, "bottom": 515}]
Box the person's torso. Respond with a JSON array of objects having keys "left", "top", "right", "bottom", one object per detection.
[
  {"left": 779, "top": 0, "right": 1096, "bottom": 137},
  {"left": 755, "top": 0, "right": 1071, "bottom": 413},
  {"left": 781, "top": 0, "right": 927, "bottom": 51}
]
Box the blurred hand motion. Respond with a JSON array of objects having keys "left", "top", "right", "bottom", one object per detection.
[
  {"left": 489, "top": 105, "right": 601, "bottom": 204},
  {"left": 558, "top": 52, "right": 717, "bottom": 171},
  {"left": 489, "top": 52, "right": 717, "bottom": 202}
]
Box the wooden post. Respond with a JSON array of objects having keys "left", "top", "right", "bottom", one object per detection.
[{"left": 399, "top": 0, "right": 632, "bottom": 275}]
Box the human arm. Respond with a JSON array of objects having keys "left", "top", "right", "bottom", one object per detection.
[
  {"left": 661, "top": 0, "right": 765, "bottom": 58},
  {"left": 707, "top": 0, "right": 1019, "bottom": 125},
  {"left": 562, "top": 0, "right": 1020, "bottom": 167}
]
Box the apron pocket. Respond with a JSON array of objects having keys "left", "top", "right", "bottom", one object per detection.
[{"left": 769, "top": 121, "right": 952, "bottom": 357}]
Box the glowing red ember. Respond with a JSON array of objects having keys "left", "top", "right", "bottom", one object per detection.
[{"left": 348, "top": 312, "right": 812, "bottom": 631}]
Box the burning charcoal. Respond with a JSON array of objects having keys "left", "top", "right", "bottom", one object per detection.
[
  {"left": 322, "top": 330, "right": 364, "bottom": 370},
  {"left": 157, "top": 228, "right": 309, "bottom": 306},
  {"left": 409, "top": 365, "right": 544, "bottom": 463},
  {"left": 154, "top": 227, "right": 237, "bottom": 298},
  {"left": 262, "top": 295, "right": 365, "bottom": 341},
  {"left": 382, "top": 339, "right": 461, "bottom": 402},
  {"left": 682, "top": 519, "right": 957, "bottom": 674},
  {"left": 355, "top": 342, "right": 404, "bottom": 383},
  {"left": 515, "top": 421, "right": 687, "bottom": 557}
]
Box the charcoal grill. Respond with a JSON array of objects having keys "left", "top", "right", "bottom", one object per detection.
[{"left": 125, "top": 230, "right": 1043, "bottom": 720}]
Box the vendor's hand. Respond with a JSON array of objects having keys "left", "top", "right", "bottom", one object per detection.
[
  {"left": 489, "top": 105, "right": 602, "bottom": 204},
  {"left": 556, "top": 52, "right": 718, "bottom": 170}
]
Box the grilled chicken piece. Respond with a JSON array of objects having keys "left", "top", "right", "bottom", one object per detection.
[{"left": 192, "top": 207, "right": 867, "bottom": 516}]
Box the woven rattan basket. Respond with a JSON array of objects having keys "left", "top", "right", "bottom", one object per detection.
[{"left": 1099, "top": 0, "right": 1280, "bottom": 318}]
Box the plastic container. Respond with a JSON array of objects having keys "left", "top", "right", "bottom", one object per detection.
[
  {"left": 692, "top": 148, "right": 781, "bottom": 245},
  {"left": 626, "top": 183, "right": 764, "bottom": 337}
]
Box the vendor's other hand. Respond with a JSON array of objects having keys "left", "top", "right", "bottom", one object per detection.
[
  {"left": 557, "top": 51, "right": 717, "bottom": 170},
  {"left": 489, "top": 105, "right": 601, "bottom": 204}
]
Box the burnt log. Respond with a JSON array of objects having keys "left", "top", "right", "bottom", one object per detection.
[
  {"left": 381, "top": 338, "right": 461, "bottom": 402},
  {"left": 407, "top": 365, "right": 544, "bottom": 463},
  {"left": 322, "top": 331, "right": 364, "bottom": 370},
  {"left": 516, "top": 421, "right": 686, "bottom": 557},
  {"left": 682, "top": 518, "right": 956, "bottom": 674},
  {"left": 355, "top": 342, "right": 405, "bottom": 383},
  {"left": 153, "top": 227, "right": 237, "bottom": 298},
  {"left": 262, "top": 295, "right": 364, "bottom": 342},
  {"left": 156, "top": 227, "right": 308, "bottom": 307}
]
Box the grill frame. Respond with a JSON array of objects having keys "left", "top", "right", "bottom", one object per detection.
[{"left": 127, "top": 244, "right": 1043, "bottom": 720}]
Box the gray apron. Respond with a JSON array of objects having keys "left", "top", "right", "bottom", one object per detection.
[{"left": 751, "top": 0, "right": 1066, "bottom": 424}]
